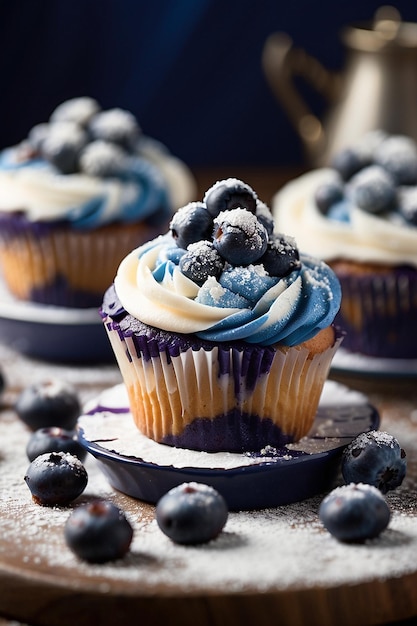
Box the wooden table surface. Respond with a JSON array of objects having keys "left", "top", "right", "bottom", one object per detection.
[{"left": 1, "top": 166, "right": 417, "bottom": 626}]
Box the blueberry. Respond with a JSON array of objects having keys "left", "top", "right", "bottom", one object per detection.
[
  {"left": 331, "top": 147, "right": 369, "bottom": 181},
  {"left": 398, "top": 186, "right": 417, "bottom": 226},
  {"left": 24, "top": 451, "right": 88, "bottom": 506},
  {"left": 89, "top": 108, "right": 140, "bottom": 152},
  {"left": 256, "top": 200, "right": 274, "bottom": 235},
  {"left": 314, "top": 178, "right": 345, "bottom": 214},
  {"left": 41, "top": 121, "right": 88, "bottom": 173},
  {"left": 179, "top": 240, "right": 225, "bottom": 286},
  {"left": 64, "top": 500, "right": 133, "bottom": 563},
  {"left": 156, "top": 482, "right": 228, "bottom": 545},
  {"left": 204, "top": 178, "right": 257, "bottom": 217},
  {"left": 79, "top": 140, "right": 128, "bottom": 178},
  {"left": 27, "top": 123, "right": 51, "bottom": 153},
  {"left": 170, "top": 202, "right": 213, "bottom": 249},
  {"left": 349, "top": 165, "right": 396, "bottom": 214},
  {"left": 374, "top": 135, "right": 417, "bottom": 185},
  {"left": 319, "top": 483, "right": 391, "bottom": 543},
  {"left": 50, "top": 97, "right": 101, "bottom": 127},
  {"left": 342, "top": 430, "right": 406, "bottom": 494},
  {"left": 213, "top": 208, "right": 268, "bottom": 265},
  {"left": 15, "top": 379, "right": 81, "bottom": 431},
  {"left": 26, "top": 427, "right": 87, "bottom": 463},
  {"left": 259, "top": 233, "right": 300, "bottom": 277}
]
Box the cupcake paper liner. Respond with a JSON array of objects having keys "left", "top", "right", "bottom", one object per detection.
[
  {"left": 103, "top": 316, "right": 342, "bottom": 453},
  {"left": 335, "top": 266, "right": 417, "bottom": 358},
  {"left": 0, "top": 219, "right": 164, "bottom": 308}
]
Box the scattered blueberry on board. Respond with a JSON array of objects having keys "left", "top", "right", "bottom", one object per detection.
[
  {"left": 15, "top": 379, "right": 81, "bottom": 431},
  {"left": 156, "top": 482, "right": 228, "bottom": 545},
  {"left": 24, "top": 451, "right": 88, "bottom": 507},
  {"left": 26, "top": 427, "right": 87, "bottom": 463},
  {"left": 342, "top": 430, "right": 406, "bottom": 494},
  {"left": 319, "top": 483, "right": 391, "bottom": 543},
  {"left": 64, "top": 500, "right": 133, "bottom": 564}
]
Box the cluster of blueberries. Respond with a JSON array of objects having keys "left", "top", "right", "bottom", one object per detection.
[
  {"left": 21, "top": 96, "right": 150, "bottom": 179},
  {"left": 315, "top": 133, "right": 417, "bottom": 226},
  {"left": 169, "top": 178, "right": 300, "bottom": 295},
  {"left": 0, "top": 367, "right": 407, "bottom": 555}
]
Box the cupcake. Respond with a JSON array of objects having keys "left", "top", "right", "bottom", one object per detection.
[
  {"left": 273, "top": 132, "right": 417, "bottom": 359},
  {"left": 101, "top": 178, "right": 342, "bottom": 453},
  {"left": 0, "top": 97, "right": 196, "bottom": 308}
]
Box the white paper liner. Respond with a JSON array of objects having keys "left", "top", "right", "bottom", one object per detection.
[{"left": 104, "top": 319, "right": 342, "bottom": 448}]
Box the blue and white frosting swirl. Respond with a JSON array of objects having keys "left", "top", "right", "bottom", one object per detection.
[
  {"left": 0, "top": 143, "right": 195, "bottom": 231},
  {"left": 114, "top": 233, "right": 341, "bottom": 347}
]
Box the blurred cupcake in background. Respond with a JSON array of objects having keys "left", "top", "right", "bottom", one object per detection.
[
  {"left": 273, "top": 131, "right": 417, "bottom": 359},
  {"left": 0, "top": 97, "right": 196, "bottom": 308}
]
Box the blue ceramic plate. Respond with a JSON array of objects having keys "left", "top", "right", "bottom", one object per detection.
[
  {"left": 78, "top": 381, "right": 379, "bottom": 511},
  {"left": 0, "top": 281, "right": 114, "bottom": 363}
]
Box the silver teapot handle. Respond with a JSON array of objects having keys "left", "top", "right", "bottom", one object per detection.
[{"left": 262, "top": 32, "right": 341, "bottom": 160}]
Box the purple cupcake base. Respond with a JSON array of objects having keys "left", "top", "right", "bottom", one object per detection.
[{"left": 162, "top": 411, "right": 294, "bottom": 453}]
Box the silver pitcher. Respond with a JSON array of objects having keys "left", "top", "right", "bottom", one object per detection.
[{"left": 262, "top": 6, "right": 417, "bottom": 165}]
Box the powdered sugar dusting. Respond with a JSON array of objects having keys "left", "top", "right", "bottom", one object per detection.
[{"left": 1, "top": 345, "right": 417, "bottom": 605}]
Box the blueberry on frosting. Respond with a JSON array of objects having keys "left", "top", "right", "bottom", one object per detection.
[
  {"left": 179, "top": 240, "right": 224, "bottom": 286},
  {"left": 398, "top": 186, "right": 417, "bottom": 226},
  {"left": 79, "top": 140, "right": 128, "bottom": 178},
  {"left": 213, "top": 208, "right": 268, "bottom": 265},
  {"left": 88, "top": 107, "right": 141, "bottom": 151},
  {"left": 373, "top": 135, "right": 417, "bottom": 185},
  {"left": 50, "top": 96, "right": 100, "bottom": 127},
  {"left": 314, "top": 177, "right": 344, "bottom": 215},
  {"left": 348, "top": 165, "right": 396, "bottom": 214},
  {"left": 170, "top": 201, "right": 213, "bottom": 249},
  {"left": 259, "top": 234, "right": 300, "bottom": 278},
  {"left": 40, "top": 121, "right": 89, "bottom": 174},
  {"left": 255, "top": 200, "right": 275, "bottom": 235},
  {"left": 331, "top": 146, "right": 370, "bottom": 181},
  {"left": 204, "top": 177, "right": 257, "bottom": 217}
]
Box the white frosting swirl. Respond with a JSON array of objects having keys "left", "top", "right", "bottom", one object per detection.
[{"left": 273, "top": 169, "right": 417, "bottom": 267}]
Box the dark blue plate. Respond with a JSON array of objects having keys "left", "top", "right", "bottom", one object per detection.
[
  {"left": 78, "top": 382, "right": 379, "bottom": 511},
  {"left": 0, "top": 284, "right": 114, "bottom": 363}
]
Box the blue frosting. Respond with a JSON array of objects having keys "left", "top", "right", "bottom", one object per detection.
[{"left": 147, "top": 237, "right": 342, "bottom": 347}]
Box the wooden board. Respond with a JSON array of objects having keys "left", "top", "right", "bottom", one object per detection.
[{"left": 1, "top": 345, "right": 417, "bottom": 626}]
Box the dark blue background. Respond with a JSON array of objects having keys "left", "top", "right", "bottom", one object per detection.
[{"left": 0, "top": 0, "right": 415, "bottom": 167}]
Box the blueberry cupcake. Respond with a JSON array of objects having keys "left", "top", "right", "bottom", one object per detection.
[
  {"left": 0, "top": 97, "right": 195, "bottom": 308},
  {"left": 273, "top": 132, "right": 417, "bottom": 359},
  {"left": 101, "top": 178, "right": 342, "bottom": 453}
]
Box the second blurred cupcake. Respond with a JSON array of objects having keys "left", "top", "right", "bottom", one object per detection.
[
  {"left": 273, "top": 132, "right": 417, "bottom": 359},
  {"left": 0, "top": 97, "right": 196, "bottom": 308}
]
